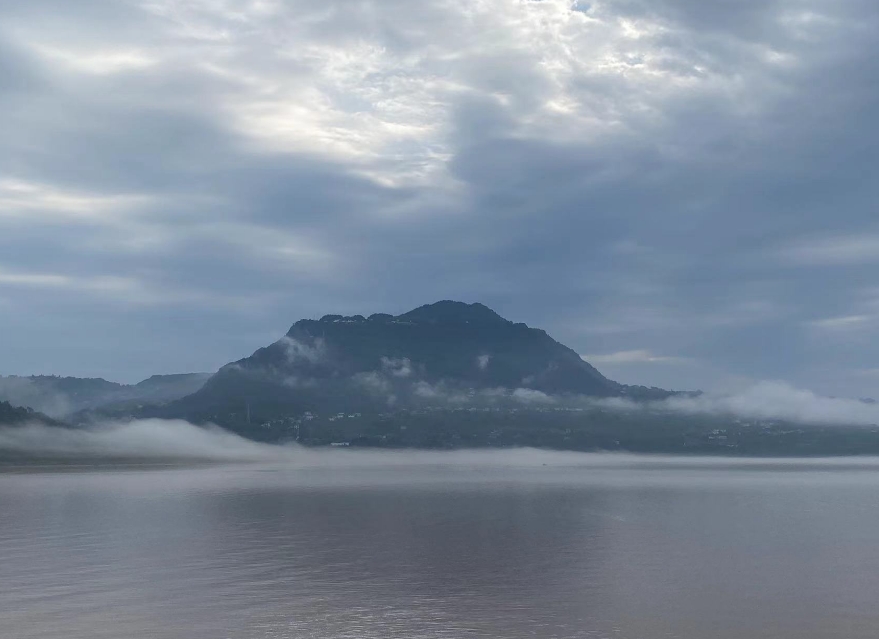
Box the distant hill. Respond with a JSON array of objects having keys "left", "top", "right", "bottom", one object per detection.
[
  {"left": 0, "top": 373, "right": 213, "bottom": 418},
  {"left": 161, "top": 301, "right": 674, "bottom": 428},
  {"left": 129, "top": 374, "right": 215, "bottom": 403},
  {"left": 0, "top": 401, "right": 60, "bottom": 427}
]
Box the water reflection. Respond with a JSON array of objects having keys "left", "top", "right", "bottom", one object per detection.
[{"left": 1, "top": 459, "right": 879, "bottom": 638}]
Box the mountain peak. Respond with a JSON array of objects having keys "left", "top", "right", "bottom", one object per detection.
[{"left": 396, "top": 301, "right": 509, "bottom": 326}]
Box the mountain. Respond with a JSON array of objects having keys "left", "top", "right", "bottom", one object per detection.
[
  {"left": 0, "top": 373, "right": 213, "bottom": 418},
  {"left": 162, "top": 301, "right": 672, "bottom": 430}
]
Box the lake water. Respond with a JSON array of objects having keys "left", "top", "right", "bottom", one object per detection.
[{"left": 2, "top": 453, "right": 879, "bottom": 639}]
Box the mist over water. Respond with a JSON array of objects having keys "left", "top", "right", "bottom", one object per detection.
[
  {"left": 0, "top": 420, "right": 285, "bottom": 462},
  {"left": 6, "top": 419, "right": 879, "bottom": 471}
]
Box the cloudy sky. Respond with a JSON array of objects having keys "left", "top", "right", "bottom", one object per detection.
[{"left": 1, "top": 0, "right": 877, "bottom": 396}]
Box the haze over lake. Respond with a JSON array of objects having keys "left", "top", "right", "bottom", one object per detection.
[{"left": 2, "top": 453, "right": 879, "bottom": 639}]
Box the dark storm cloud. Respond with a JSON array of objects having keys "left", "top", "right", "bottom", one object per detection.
[{"left": 0, "top": 0, "right": 877, "bottom": 398}]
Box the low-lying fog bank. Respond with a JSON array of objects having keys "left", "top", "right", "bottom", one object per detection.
[{"left": 4, "top": 419, "right": 879, "bottom": 471}]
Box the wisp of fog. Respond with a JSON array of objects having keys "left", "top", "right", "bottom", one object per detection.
[
  {"left": 597, "top": 381, "right": 879, "bottom": 426},
  {"left": 0, "top": 420, "right": 281, "bottom": 462}
]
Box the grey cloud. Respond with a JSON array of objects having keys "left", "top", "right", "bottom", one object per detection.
[
  {"left": 380, "top": 357, "right": 413, "bottom": 378},
  {"left": 778, "top": 235, "right": 879, "bottom": 266},
  {"left": 0, "top": 0, "right": 877, "bottom": 397}
]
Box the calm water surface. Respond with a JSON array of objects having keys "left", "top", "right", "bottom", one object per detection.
[{"left": 2, "top": 454, "right": 879, "bottom": 639}]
